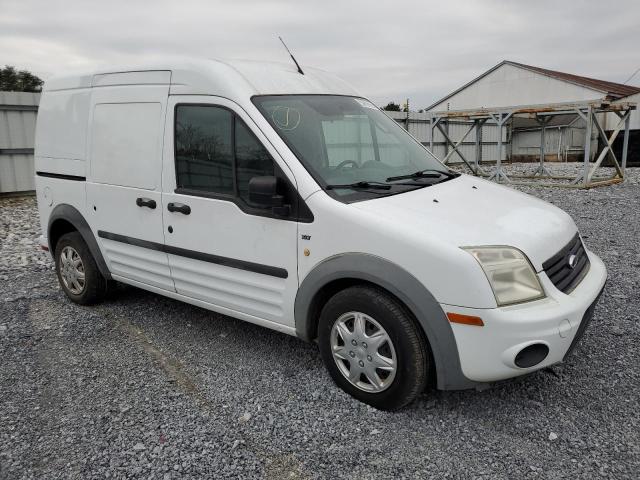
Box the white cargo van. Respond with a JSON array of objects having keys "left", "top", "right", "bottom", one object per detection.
[{"left": 35, "top": 59, "right": 606, "bottom": 410}]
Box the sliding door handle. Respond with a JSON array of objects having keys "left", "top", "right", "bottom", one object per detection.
[
  {"left": 136, "top": 197, "right": 157, "bottom": 209},
  {"left": 167, "top": 202, "right": 191, "bottom": 215}
]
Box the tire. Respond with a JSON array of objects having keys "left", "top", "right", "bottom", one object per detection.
[
  {"left": 318, "top": 285, "right": 430, "bottom": 411},
  {"left": 54, "top": 231, "right": 107, "bottom": 305},
  {"left": 105, "top": 279, "right": 121, "bottom": 299}
]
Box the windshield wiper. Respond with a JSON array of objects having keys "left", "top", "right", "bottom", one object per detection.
[
  {"left": 325, "top": 181, "right": 392, "bottom": 191},
  {"left": 386, "top": 169, "right": 459, "bottom": 182}
]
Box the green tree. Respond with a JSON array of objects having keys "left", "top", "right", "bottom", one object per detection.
[
  {"left": 381, "top": 102, "right": 401, "bottom": 111},
  {"left": 0, "top": 66, "right": 44, "bottom": 92}
]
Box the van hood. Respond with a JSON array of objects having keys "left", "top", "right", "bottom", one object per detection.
[{"left": 352, "top": 175, "right": 577, "bottom": 271}]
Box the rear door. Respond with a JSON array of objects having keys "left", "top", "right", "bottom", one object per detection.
[
  {"left": 161, "top": 96, "right": 301, "bottom": 329},
  {"left": 86, "top": 74, "right": 174, "bottom": 291}
]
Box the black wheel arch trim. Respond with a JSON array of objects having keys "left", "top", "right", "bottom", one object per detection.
[
  {"left": 47, "top": 204, "right": 112, "bottom": 280},
  {"left": 294, "top": 253, "right": 477, "bottom": 391}
]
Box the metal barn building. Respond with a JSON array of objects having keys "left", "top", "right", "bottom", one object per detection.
[
  {"left": 422, "top": 61, "right": 640, "bottom": 166},
  {"left": 427, "top": 61, "right": 640, "bottom": 112}
]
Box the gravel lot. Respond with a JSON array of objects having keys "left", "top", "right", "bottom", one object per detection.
[{"left": 1, "top": 166, "right": 639, "bottom": 479}]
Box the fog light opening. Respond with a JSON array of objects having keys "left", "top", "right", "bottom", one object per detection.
[{"left": 514, "top": 343, "right": 549, "bottom": 368}]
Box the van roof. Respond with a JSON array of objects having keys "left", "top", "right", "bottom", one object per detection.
[{"left": 43, "top": 58, "right": 360, "bottom": 98}]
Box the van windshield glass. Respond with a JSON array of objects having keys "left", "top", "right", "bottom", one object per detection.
[{"left": 252, "top": 95, "right": 455, "bottom": 202}]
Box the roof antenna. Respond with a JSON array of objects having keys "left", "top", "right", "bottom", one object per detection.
[{"left": 279, "top": 36, "right": 304, "bottom": 75}]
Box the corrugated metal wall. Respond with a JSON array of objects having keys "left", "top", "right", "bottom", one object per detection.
[
  {"left": 387, "top": 111, "right": 506, "bottom": 163},
  {"left": 511, "top": 123, "right": 590, "bottom": 161},
  {"left": 0, "top": 92, "right": 40, "bottom": 193},
  {"left": 429, "top": 121, "right": 506, "bottom": 164},
  {"left": 386, "top": 111, "right": 600, "bottom": 164}
]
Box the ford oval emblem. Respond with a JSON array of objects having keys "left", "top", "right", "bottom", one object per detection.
[{"left": 567, "top": 253, "right": 577, "bottom": 269}]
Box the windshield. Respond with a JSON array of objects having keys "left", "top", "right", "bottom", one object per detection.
[{"left": 252, "top": 95, "right": 455, "bottom": 202}]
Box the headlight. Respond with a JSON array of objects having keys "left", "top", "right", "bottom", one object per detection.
[{"left": 463, "top": 246, "right": 545, "bottom": 306}]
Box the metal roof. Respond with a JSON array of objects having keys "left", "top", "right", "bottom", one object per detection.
[
  {"left": 426, "top": 60, "right": 640, "bottom": 111},
  {"left": 508, "top": 61, "right": 640, "bottom": 100}
]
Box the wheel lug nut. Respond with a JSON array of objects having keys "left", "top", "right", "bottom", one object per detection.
[
  {"left": 349, "top": 351, "right": 355, "bottom": 357},
  {"left": 351, "top": 340, "right": 357, "bottom": 346},
  {"left": 367, "top": 355, "right": 372, "bottom": 361},
  {"left": 358, "top": 360, "right": 364, "bottom": 367}
]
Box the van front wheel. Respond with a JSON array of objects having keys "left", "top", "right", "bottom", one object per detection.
[
  {"left": 318, "top": 286, "right": 430, "bottom": 411},
  {"left": 54, "top": 232, "right": 106, "bottom": 305}
]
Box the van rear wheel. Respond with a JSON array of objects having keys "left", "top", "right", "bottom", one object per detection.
[
  {"left": 318, "top": 285, "right": 430, "bottom": 411},
  {"left": 54, "top": 232, "right": 106, "bottom": 305}
]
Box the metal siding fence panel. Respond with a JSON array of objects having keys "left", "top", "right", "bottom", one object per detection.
[
  {"left": 386, "top": 110, "right": 508, "bottom": 163},
  {"left": 481, "top": 123, "right": 504, "bottom": 143},
  {"left": 0, "top": 110, "right": 10, "bottom": 148},
  {"left": 422, "top": 120, "right": 505, "bottom": 163},
  {"left": 0, "top": 91, "right": 39, "bottom": 105},
  {"left": 0, "top": 91, "right": 39, "bottom": 193},
  {"left": 0, "top": 153, "right": 35, "bottom": 192},
  {"left": 406, "top": 121, "right": 430, "bottom": 143}
]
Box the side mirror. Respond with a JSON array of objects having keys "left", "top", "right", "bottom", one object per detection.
[{"left": 248, "top": 176, "right": 291, "bottom": 216}]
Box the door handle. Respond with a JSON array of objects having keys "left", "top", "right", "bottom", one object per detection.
[
  {"left": 167, "top": 202, "right": 191, "bottom": 215},
  {"left": 136, "top": 197, "right": 157, "bottom": 209}
]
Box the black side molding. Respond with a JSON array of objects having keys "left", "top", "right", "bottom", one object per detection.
[
  {"left": 0, "top": 148, "right": 34, "bottom": 155},
  {"left": 97, "top": 231, "right": 288, "bottom": 279},
  {"left": 37, "top": 171, "right": 86, "bottom": 181}
]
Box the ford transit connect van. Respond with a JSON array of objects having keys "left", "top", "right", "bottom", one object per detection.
[{"left": 35, "top": 59, "right": 607, "bottom": 410}]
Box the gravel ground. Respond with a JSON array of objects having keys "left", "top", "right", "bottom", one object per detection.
[{"left": 1, "top": 165, "right": 639, "bottom": 479}]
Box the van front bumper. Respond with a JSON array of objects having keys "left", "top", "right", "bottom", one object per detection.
[{"left": 443, "top": 250, "right": 607, "bottom": 383}]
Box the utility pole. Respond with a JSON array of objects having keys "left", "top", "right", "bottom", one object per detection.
[{"left": 404, "top": 98, "right": 410, "bottom": 131}]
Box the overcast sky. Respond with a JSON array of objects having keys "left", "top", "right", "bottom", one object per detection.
[{"left": 2, "top": 0, "right": 639, "bottom": 108}]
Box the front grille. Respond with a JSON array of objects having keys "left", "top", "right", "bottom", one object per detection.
[{"left": 543, "top": 233, "right": 590, "bottom": 294}]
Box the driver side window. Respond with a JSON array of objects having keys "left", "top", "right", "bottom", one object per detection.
[
  {"left": 235, "top": 119, "right": 274, "bottom": 205},
  {"left": 174, "top": 104, "right": 274, "bottom": 208}
]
